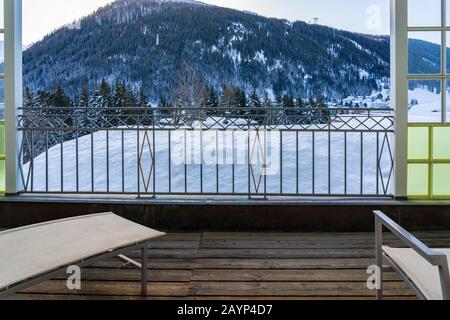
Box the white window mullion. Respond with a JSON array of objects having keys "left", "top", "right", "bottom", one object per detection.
[
  {"left": 391, "top": 0, "right": 409, "bottom": 198},
  {"left": 4, "top": 0, "right": 23, "bottom": 194}
]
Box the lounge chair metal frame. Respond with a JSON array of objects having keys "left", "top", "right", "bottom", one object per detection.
[
  {"left": 0, "top": 242, "right": 149, "bottom": 299},
  {"left": 374, "top": 210, "right": 450, "bottom": 300}
]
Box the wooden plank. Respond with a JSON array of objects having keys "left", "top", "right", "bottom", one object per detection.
[
  {"left": 90, "top": 259, "right": 197, "bottom": 270},
  {"left": 125, "top": 249, "right": 199, "bottom": 259},
  {"left": 53, "top": 269, "right": 192, "bottom": 282},
  {"left": 188, "top": 282, "right": 415, "bottom": 297},
  {"left": 24, "top": 280, "right": 190, "bottom": 297},
  {"left": 124, "top": 248, "right": 375, "bottom": 259},
  {"left": 197, "top": 248, "right": 375, "bottom": 259},
  {"left": 191, "top": 296, "right": 417, "bottom": 301},
  {"left": 157, "top": 233, "right": 202, "bottom": 241},
  {"left": 202, "top": 232, "right": 450, "bottom": 241},
  {"left": 7, "top": 294, "right": 417, "bottom": 301},
  {"left": 5, "top": 294, "right": 416, "bottom": 301},
  {"left": 192, "top": 269, "right": 402, "bottom": 282},
  {"left": 147, "top": 241, "right": 200, "bottom": 250},
  {"left": 194, "top": 258, "right": 375, "bottom": 270},
  {"left": 91, "top": 258, "right": 376, "bottom": 270},
  {"left": 200, "top": 239, "right": 450, "bottom": 250},
  {"left": 5, "top": 294, "right": 195, "bottom": 301}
]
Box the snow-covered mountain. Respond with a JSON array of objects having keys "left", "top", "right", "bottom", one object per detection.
[
  {"left": 22, "top": 0, "right": 395, "bottom": 101},
  {"left": 21, "top": 0, "right": 437, "bottom": 103}
]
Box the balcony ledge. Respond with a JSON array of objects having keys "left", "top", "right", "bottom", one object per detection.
[{"left": 1, "top": 194, "right": 450, "bottom": 232}]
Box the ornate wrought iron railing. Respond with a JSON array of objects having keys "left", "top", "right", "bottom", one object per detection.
[{"left": 18, "top": 106, "right": 395, "bottom": 198}]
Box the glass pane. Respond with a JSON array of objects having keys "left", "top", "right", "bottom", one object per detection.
[
  {"left": 409, "top": 0, "right": 441, "bottom": 27},
  {"left": 408, "top": 32, "right": 441, "bottom": 75},
  {"left": 0, "top": 0, "right": 5, "bottom": 74},
  {"left": 433, "top": 127, "right": 450, "bottom": 159},
  {"left": 0, "top": 0, "right": 3, "bottom": 29},
  {"left": 447, "top": 80, "right": 450, "bottom": 121},
  {"left": 448, "top": 0, "right": 450, "bottom": 26},
  {"left": 433, "top": 164, "right": 450, "bottom": 196},
  {"left": 0, "top": 33, "right": 5, "bottom": 74},
  {"left": 408, "top": 79, "right": 442, "bottom": 123},
  {"left": 447, "top": 33, "right": 450, "bottom": 74},
  {"left": 0, "top": 33, "right": 3, "bottom": 75},
  {"left": 408, "top": 127, "right": 429, "bottom": 160},
  {"left": 408, "top": 164, "right": 429, "bottom": 197}
]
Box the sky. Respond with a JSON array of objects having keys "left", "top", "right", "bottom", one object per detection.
[{"left": 22, "top": 0, "right": 390, "bottom": 46}]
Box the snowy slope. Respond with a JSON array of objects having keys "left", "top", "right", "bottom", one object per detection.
[{"left": 408, "top": 87, "right": 450, "bottom": 123}]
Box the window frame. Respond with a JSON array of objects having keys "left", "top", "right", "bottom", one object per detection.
[{"left": 407, "top": 0, "right": 450, "bottom": 199}]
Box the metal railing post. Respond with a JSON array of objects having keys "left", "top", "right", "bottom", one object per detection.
[{"left": 375, "top": 216, "right": 384, "bottom": 300}]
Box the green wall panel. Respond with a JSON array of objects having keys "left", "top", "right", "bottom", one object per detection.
[
  {"left": 0, "top": 123, "right": 4, "bottom": 194},
  {"left": 408, "top": 127, "right": 429, "bottom": 160},
  {"left": 0, "top": 124, "right": 4, "bottom": 156},
  {"left": 433, "top": 127, "right": 450, "bottom": 160},
  {"left": 408, "top": 125, "right": 450, "bottom": 199},
  {"left": 433, "top": 164, "right": 450, "bottom": 196},
  {"left": 407, "top": 163, "right": 429, "bottom": 197},
  {"left": 0, "top": 160, "right": 4, "bottom": 193}
]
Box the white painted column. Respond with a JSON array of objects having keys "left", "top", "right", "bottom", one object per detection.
[
  {"left": 391, "top": 0, "right": 408, "bottom": 199},
  {"left": 4, "top": 0, "right": 23, "bottom": 195}
]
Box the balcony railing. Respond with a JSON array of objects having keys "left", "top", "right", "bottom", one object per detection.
[{"left": 17, "top": 106, "right": 395, "bottom": 198}]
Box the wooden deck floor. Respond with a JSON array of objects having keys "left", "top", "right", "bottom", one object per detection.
[{"left": 7, "top": 232, "right": 450, "bottom": 300}]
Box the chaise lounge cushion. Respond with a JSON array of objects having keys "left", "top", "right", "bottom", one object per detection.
[
  {"left": 0, "top": 213, "right": 165, "bottom": 291},
  {"left": 383, "top": 246, "right": 450, "bottom": 300}
]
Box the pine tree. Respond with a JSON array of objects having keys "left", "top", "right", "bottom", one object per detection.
[
  {"left": 52, "top": 85, "right": 74, "bottom": 134},
  {"left": 78, "top": 85, "right": 91, "bottom": 133},
  {"left": 219, "top": 85, "right": 236, "bottom": 110},
  {"left": 263, "top": 93, "right": 274, "bottom": 125},
  {"left": 34, "top": 91, "right": 50, "bottom": 108},
  {"left": 90, "top": 80, "right": 112, "bottom": 127},
  {"left": 314, "top": 95, "right": 330, "bottom": 125},
  {"left": 249, "top": 89, "right": 262, "bottom": 109},
  {"left": 234, "top": 88, "right": 247, "bottom": 116},
  {"left": 138, "top": 88, "right": 148, "bottom": 107},
  {"left": 282, "top": 95, "right": 295, "bottom": 124},
  {"left": 197, "top": 85, "right": 209, "bottom": 120},
  {"left": 295, "top": 96, "right": 305, "bottom": 124},
  {"left": 206, "top": 87, "right": 218, "bottom": 116},
  {"left": 113, "top": 82, "right": 128, "bottom": 109},
  {"left": 100, "top": 79, "right": 112, "bottom": 107},
  {"left": 52, "top": 84, "right": 71, "bottom": 109},
  {"left": 125, "top": 85, "right": 137, "bottom": 106},
  {"left": 249, "top": 89, "right": 263, "bottom": 124},
  {"left": 158, "top": 95, "right": 171, "bottom": 118},
  {"left": 24, "top": 88, "right": 35, "bottom": 109},
  {"left": 79, "top": 85, "right": 90, "bottom": 108}
]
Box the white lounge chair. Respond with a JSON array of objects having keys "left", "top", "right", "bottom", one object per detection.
[
  {"left": 0, "top": 212, "right": 165, "bottom": 298},
  {"left": 374, "top": 210, "right": 450, "bottom": 300}
]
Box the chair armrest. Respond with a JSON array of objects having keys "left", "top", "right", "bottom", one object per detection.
[{"left": 374, "top": 210, "right": 447, "bottom": 266}]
